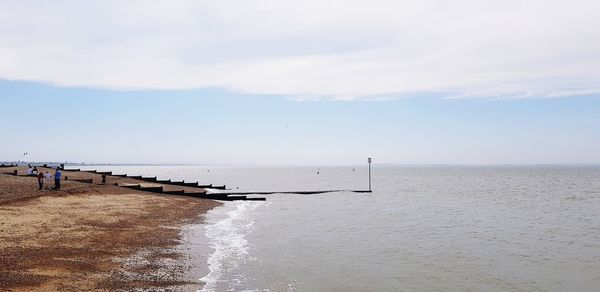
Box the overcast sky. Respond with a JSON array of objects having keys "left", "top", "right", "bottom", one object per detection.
[{"left": 1, "top": 1, "right": 599, "bottom": 164}]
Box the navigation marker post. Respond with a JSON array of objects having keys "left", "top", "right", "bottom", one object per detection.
[{"left": 368, "top": 157, "right": 372, "bottom": 192}]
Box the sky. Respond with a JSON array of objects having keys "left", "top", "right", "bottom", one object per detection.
[{"left": 1, "top": 1, "right": 599, "bottom": 165}]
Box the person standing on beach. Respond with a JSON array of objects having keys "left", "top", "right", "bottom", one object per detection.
[
  {"left": 37, "top": 171, "right": 45, "bottom": 190},
  {"left": 54, "top": 167, "right": 62, "bottom": 190}
]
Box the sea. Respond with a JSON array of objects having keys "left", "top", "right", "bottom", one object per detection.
[{"left": 91, "top": 165, "right": 600, "bottom": 291}]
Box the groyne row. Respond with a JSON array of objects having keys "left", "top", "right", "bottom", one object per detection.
[
  {"left": 69, "top": 169, "right": 227, "bottom": 189},
  {"left": 63, "top": 168, "right": 264, "bottom": 201},
  {"left": 5, "top": 165, "right": 370, "bottom": 200}
]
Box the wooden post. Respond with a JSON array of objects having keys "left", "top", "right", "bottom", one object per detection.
[{"left": 368, "top": 157, "right": 372, "bottom": 192}]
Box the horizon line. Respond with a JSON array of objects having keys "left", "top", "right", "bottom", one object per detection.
[{"left": 3, "top": 161, "right": 600, "bottom": 167}]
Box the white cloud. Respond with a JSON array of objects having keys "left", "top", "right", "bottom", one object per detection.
[{"left": 0, "top": 0, "right": 599, "bottom": 99}]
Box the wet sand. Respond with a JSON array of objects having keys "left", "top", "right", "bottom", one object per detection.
[{"left": 0, "top": 166, "right": 221, "bottom": 291}]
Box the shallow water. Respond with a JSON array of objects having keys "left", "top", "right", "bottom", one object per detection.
[{"left": 92, "top": 165, "right": 600, "bottom": 291}]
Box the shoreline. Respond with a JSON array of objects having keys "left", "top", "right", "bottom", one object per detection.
[{"left": 0, "top": 166, "right": 222, "bottom": 291}]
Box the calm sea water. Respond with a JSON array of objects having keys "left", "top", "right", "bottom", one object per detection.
[{"left": 92, "top": 165, "right": 600, "bottom": 291}]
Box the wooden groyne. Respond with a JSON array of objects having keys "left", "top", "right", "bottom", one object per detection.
[
  {"left": 68, "top": 178, "right": 94, "bottom": 184},
  {"left": 218, "top": 190, "right": 372, "bottom": 196},
  {"left": 66, "top": 169, "right": 227, "bottom": 190},
  {"left": 62, "top": 168, "right": 263, "bottom": 201}
]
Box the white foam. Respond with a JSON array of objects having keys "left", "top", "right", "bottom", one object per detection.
[{"left": 199, "top": 200, "right": 266, "bottom": 292}]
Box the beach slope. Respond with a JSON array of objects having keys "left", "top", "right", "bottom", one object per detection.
[{"left": 0, "top": 167, "right": 220, "bottom": 291}]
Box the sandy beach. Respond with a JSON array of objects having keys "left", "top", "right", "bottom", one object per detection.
[{"left": 0, "top": 166, "right": 221, "bottom": 291}]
